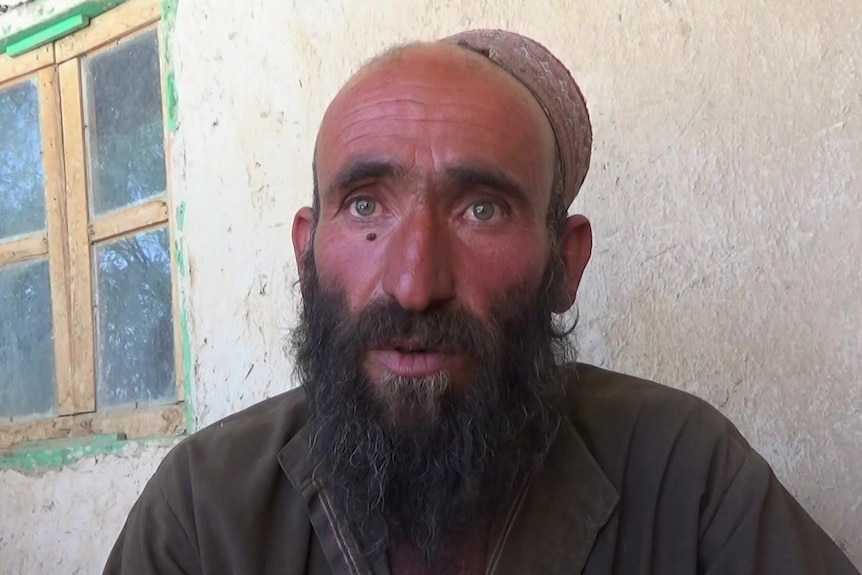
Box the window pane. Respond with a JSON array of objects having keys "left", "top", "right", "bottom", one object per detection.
[
  {"left": 95, "top": 227, "right": 174, "bottom": 409},
  {"left": 84, "top": 28, "right": 166, "bottom": 216},
  {"left": 0, "top": 79, "right": 47, "bottom": 240},
  {"left": 0, "top": 259, "right": 56, "bottom": 419}
]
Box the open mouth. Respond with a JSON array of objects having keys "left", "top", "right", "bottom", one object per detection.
[
  {"left": 367, "top": 341, "right": 464, "bottom": 379},
  {"left": 393, "top": 342, "right": 436, "bottom": 354}
]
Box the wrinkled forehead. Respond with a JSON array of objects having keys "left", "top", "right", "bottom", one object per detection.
[
  {"left": 329, "top": 42, "right": 510, "bottom": 103},
  {"left": 314, "top": 43, "right": 555, "bottom": 189}
]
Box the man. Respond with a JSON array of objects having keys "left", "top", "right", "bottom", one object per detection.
[{"left": 105, "top": 30, "right": 858, "bottom": 574}]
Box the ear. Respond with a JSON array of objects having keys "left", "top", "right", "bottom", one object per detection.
[
  {"left": 292, "top": 207, "right": 314, "bottom": 282},
  {"left": 552, "top": 214, "right": 592, "bottom": 313}
]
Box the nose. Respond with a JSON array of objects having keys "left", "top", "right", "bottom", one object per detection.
[{"left": 381, "top": 207, "right": 456, "bottom": 311}]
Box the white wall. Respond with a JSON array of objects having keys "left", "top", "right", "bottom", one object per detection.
[{"left": 1, "top": 0, "right": 860, "bottom": 572}]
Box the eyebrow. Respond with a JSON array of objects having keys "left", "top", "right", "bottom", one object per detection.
[
  {"left": 324, "top": 159, "right": 406, "bottom": 198},
  {"left": 323, "top": 159, "right": 532, "bottom": 207},
  {"left": 445, "top": 165, "right": 531, "bottom": 206}
]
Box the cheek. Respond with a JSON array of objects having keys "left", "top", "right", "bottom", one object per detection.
[
  {"left": 312, "top": 222, "right": 551, "bottom": 315},
  {"left": 313, "top": 228, "right": 383, "bottom": 309},
  {"left": 453, "top": 231, "right": 550, "bottom": 311}
]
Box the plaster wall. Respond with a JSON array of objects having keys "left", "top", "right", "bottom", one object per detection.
[
  {"left": 0, "top": 0, "right": 35, "bottom": 15},
  {"left": 0, "top": 0, "right": 83, "bottom": 35},
  {"left": 1, "top": 0, "right": 860, "bottom": 572}
]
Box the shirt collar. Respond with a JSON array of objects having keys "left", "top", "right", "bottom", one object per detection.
[
  {"left": 486, "top": 417, "right": 620, "bottom": 574},
  {"left": 279, "top": 423, "right": 383, "bottom": 575}
]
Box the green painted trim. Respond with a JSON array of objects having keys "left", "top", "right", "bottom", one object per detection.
[
  {"left": 5, "top": 13, "right": 89, "bottom": 57},
  {"left": 0, "top": 0, "right": 128, "bottom": 55},
  {"left": 181, "top": 301, "right": 195, "bottom": 431},
  {"left": 174, "top": 201, "right": 195, "bottom": 432},
  {"left": 164, "top": 69, "right": 179, "bottom": 132},
  {"left": 0, "top": 434, "right": 181, "bottom": 473},
  {"left": 175, "top": 199, "right": 186, "bottom": 230},
  {"left": 160, "top": 0, "right": 179, "bottom": 132},
  {"left": 163, "top": 5, "right": 188, "bottom": 431},
  {"left": 13, "top": 432, "right": 124, "bottom": 451}
]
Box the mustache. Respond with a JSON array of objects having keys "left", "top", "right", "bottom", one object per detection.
[{"left": 330, "top": 298, "right": 502, "bottom": 360}]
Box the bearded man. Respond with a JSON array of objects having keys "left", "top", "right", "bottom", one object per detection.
[{"left": 105, "top": 30, "right": 858, "bottom": 575}]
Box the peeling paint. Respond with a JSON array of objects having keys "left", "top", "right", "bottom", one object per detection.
[
  {"left": 0, "top": 0, "right": 126, "bottom": 52},
  {"left": 175, "top": 197, "right": 187, "bottom": 230},
  {"left": 173, "top": 204, "right": 187, "bottom": 276},
  {"left": 173, "top": 202, "right": 188, "bottom": 277},
  {"left": 173, "top": 238, "right": 186, "bottom": 276},
  {"left": 0, "top": 435, "right": 176, "bottom": 473},
  {"left": 161, "top": 0, "right": 179, "bottom": 132},
  {"left": 179, "top": 301, "right": 194, "bottom": 431},
  {"left": 174, "top": 201, "right": 195, "bottom": 432},
  {"left": 0, "top": 441, "right": 176, "bottom": 572}
]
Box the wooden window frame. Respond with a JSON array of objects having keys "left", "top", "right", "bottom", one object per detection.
[{"left": 0, "top": 0, "right": 184, "bottom": 451}]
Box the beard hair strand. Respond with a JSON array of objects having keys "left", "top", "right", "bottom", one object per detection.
[{"left": 292, "top": 253, "right": 573, "bottom": 565}]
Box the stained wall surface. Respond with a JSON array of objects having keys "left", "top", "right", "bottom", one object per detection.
[{"left": 1, "top": 0, "right": 860, "bottom": 572}]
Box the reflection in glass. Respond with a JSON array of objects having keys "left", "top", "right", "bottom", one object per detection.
[
  {"left": 95, "top": 227, "right": 175, "bottom": 408},
  {"left": 0, "top": 259, "right": 56, "bottom": 418},
  {"left": 84, "top": 28, "right": 166, "bottom": 215},
  {"left": 0, "top": 80, "right": 47, "bottom": 240}
]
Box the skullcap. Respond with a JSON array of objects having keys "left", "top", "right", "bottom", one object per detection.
[{"left": 441, "top": 30, "right": 592, "bottom": 205}]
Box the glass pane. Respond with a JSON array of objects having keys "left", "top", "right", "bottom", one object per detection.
[
  {"left": 84, "top": 28, "right": 166, "bottom": 215},
  {"left": 0, "top": 259, "right": 56, "bottom": 419},
  {"left": 95, "top": 227, "right": 175, "bottom": 408},
  {"left": 0, "top": 79, "right": 47, "bottom": 240}
]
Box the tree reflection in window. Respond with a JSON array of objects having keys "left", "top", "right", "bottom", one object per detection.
[
  {"left": 0, "top": 259, "right": 56, "bottom": 419},
  {"left": 0, "top": 79, "right": 46, "bottom": 240},
  {"left": 95, "top": 228, "right": 174, "bottom": 409},
  {"left": 84, "top": 28, "right": 166, "bottom": 216}
]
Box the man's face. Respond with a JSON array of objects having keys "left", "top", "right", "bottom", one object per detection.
[
  {"left": 301, "top": 44, "right": 558, "bottom": 393},
  {"left": 291, "top": 43, "right": 591, "bottom": 560}
]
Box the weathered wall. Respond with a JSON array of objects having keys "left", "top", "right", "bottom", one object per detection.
[
  {"left": 1, "top": 0, "right": 860, "bottom": 572},
  {"left": 0, "top": 0, "right": 35, "bottom": 16},
  {"left": 0, "top": 0, "right": 82, "bottom": 33}
]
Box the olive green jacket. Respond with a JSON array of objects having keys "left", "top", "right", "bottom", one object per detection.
[{"left": 104, "top": 364, "right": 859, "bottom": 574}]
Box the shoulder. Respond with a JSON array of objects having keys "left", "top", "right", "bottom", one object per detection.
[
  {"left": 563, "top": 363, "right": 753, "bottom": 495},
  {"left": 153, "top": 386, "right": 309, "bottom": 495},
  {"left": 106, "top": 389, "right": 315, "bottom": 571},
  {"left": 567, "top": 363, "right": 720, "bottom": 415},
  {"left": 565, "top": 362, "right": 747, "bottom": 446}
]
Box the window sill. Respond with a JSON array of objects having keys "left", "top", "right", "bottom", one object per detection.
[
  {"left": 0, "top": 431, "right": 183, "bottom": 473},
  {"left": 0, "top": 402, "right": 187, "bottom": 471}
]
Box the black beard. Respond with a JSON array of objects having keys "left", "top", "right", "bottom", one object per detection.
[{"left": 292, "top": 256, "right": 571, "bottom": 564}]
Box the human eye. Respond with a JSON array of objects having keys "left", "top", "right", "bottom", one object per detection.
[
  {"left": 348, "top": 197, "right": 378, "bottom": 218},
  {"left": 464, "top": 200, "right": 502, "bottom": 223}
]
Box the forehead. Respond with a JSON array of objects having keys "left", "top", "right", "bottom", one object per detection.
[{"left": 314, "top": 44, "right": 556, "bottom": 200}]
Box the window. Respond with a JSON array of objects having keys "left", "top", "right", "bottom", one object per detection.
[{"left": 0, "top": 0, "right": 184, "bottom": 450}]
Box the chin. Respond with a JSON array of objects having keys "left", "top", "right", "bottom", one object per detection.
[{"left": 373, "top": 370, "right": 454, "bottom": 428}]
